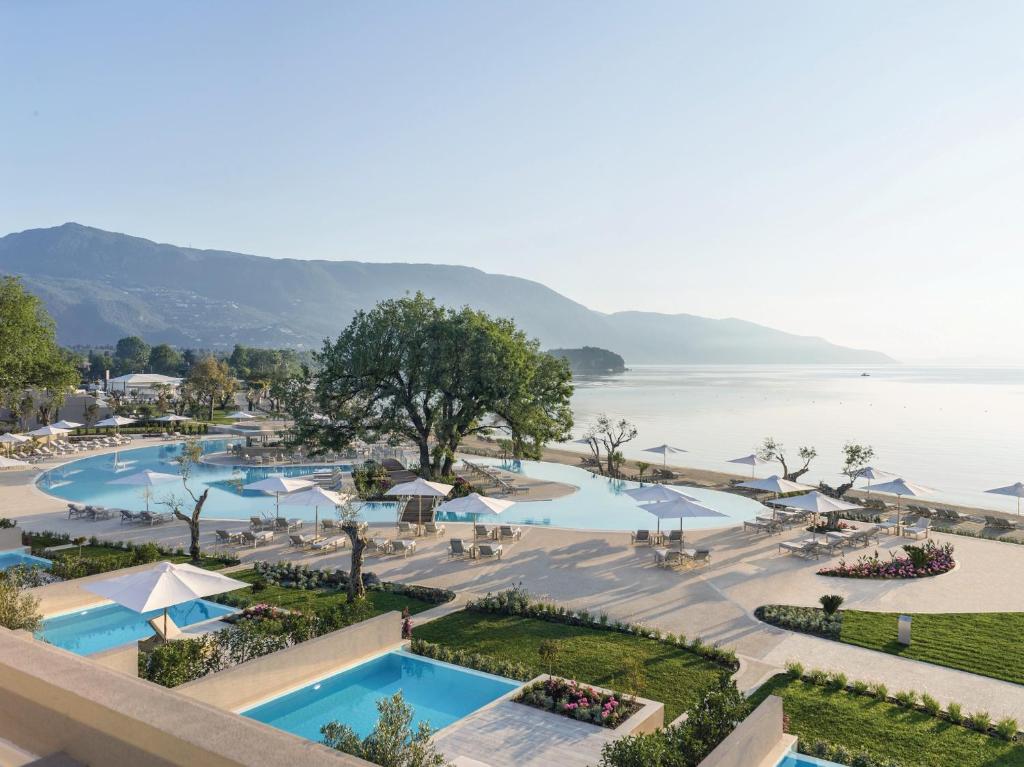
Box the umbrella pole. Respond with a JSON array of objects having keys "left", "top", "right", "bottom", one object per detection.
[
  {"left": 163, "top": 607, "right": 168, "bottom": 644},
  {"left": 315, "top": 506, "right": 319, "bottom": 538}
]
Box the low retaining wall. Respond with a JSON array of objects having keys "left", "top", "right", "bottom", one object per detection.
[
  {"left": 92, "top": 642, "right": 140, "bottom": 677},
  {"left": 0, "top": 526, "right": 23, "bottom": 551},
  {"left": 0, "top": 628, "right": 367, "bottom": 767},
  {"left": 697, "top": 695, "right": 793, "bottom": 767},
  {"left": 178, "top": 611, "right": 401, "bottom": 711}
]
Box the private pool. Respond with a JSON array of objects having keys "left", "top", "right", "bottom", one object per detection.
[
  {"left": 38, "top": 598, "right": 235, "bottom": 655},
  {"left": 0, "top": 549, "right": 51, "bottom": 571},
  {"left": 242, "top": 650, "right": 519, "bottom": 742},
  {"left": 777, "top": 753, "right": 845, "bottom": 766}
]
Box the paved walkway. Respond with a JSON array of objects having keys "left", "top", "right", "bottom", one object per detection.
[{"left": 7, "top": 443, "right": 1024, "bottom": 720}]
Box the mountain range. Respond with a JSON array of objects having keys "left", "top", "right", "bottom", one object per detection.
[{"left": 0, "top": 223, "right": 892, "bottom": 364}]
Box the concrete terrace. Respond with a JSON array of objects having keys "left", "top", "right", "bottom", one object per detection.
[{"left": 5, "top": 440, "right": 1024, "bottom": 722}]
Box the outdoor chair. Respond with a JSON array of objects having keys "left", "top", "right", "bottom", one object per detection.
[
  {"left": 498, "top": 525, "right": 522, "bottom": 541},
  {"left": 477, "top": 543, "right": 503, "bottom": 560},
  {"left": 370, "top": 538, "right": 393, "bottom": 555},
  {"left": 474, "top": 524, "right": 494, "bottom": 540},
  {"left": 215, "top": 529, "right": 242, "bottom": 544},
  {"left": 424, "top": 521, "right": 446, "bottom": 537},
  {"left": 274, "top": 518, "right": 302, "bottom": 533},
  {"left": 119, "top": 509, "right": 144, "bottom": 524},
  {"left": 874, "top": 517, "right": 901, "bottom": 534},
  {"left": 903, "top": 520, "right": 931, "bottom": 539},
  {"left": 743, "top": 520, "right": 771, "bottom": 535},
  {"left": 688, "top": 549, "right": 711, "bottom": 567},
  {"left": 449, "top": 538, "right": 475, "bottom": 560},
  {"left": 392, "top": 539, "right": 417, "bottom": 558},
  {"left": 312, "top": 536, "right": 346, "bottom": 553},
  {"left": 778, "top": 540, "right": 821, "bottom": 559},
  {"left": 396, "top": 521, "right": 420, "bottom": 537},
  {"left": 89, "top": 506, "right": 114, "bottom": 521},
  {"left": 241, "top": 530, "right": 273, "bottom": 548},
  {"left": 654, "top": 548, "right": 683, "bottom": 568},
  {"left": 67, "top": 503, "right": 88, "bottom": 519},
  {"left": 665, "top": 529, "right": 685, "bottom": 545},
  {"left": 288, "top": 533, "right": 316, "bottom": 548},
  {"left": 631, "top": 529, "right": 652, "bottom": 545}
]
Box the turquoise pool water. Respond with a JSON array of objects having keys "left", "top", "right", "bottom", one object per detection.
[
  {"left": 0, "top": 550, "right": 51, "bottom": 571},
  {"left": 778, "top": 753, "right": 845, "bottom": 766},
  {"left": 39, "top": 598, "right": 235, "bottom": 655},
  {"left": 35, "top": 439, "right": 398, "bottom": 523},
  {"left": 243, "top": 650, "right": 518, "bottom": 741},
  {"left": 442, "top": 458, "right": 767, "bottom": 531}
]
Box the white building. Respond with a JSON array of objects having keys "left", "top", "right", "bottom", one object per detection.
[{"left": 106, "top": 373, "right": 183, "bottom": 398}]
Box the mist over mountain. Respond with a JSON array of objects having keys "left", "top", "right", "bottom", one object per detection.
[{"left": 0, "top": 223, "right": 892, "bottom": 364}]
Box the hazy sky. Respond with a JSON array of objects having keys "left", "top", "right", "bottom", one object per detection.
[{"left": 3, "top": 2, "right": 1023, "bottom": 363}]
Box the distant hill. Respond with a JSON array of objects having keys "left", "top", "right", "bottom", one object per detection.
[
  {"left": 0, "top": 223, "right": 893, "bottom": 364},
  {"left": 548, "top": 347, "right": 627, "bottom": 374}
]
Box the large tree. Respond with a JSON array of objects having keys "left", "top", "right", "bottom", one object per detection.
[
  {"left": 148, "top": 344, "right": 184, "bottom": 376},
  {"left": 184, "top": 356, "right": 235, "bottom": 421},
  {"left": 757, "top": 437, "right": 817, "bottom": 482},
  {"left": 159, "top": 438, "right": 210, "bottom": 563},
  {"left": 114, "top": 336, "right": 151, "bottom": 374},
  {"left": 586, "top": 414, "right": 639, "bottom": 476},
  {"left": 0, "top": 277, "right": 79, "bottom": 415},
  {"left": 288, "top": 293, "right": 574, "bottom": 479}
]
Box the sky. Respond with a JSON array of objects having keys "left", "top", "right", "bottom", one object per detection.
[{"left": 2, "top": 1, "right": 1023, "bottom": 363}]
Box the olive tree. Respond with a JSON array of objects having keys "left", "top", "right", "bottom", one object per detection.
[
  {"left": 159, "top": 438, "right": 209, "bottom": 562},
  {"left": 287, "top": 293, "right": 573, "bottom": 479},
  {"left": 586, "top": 414, "right": 638, "bottom": 476},
  {"left": 757, "top": 437, "right": 817, "bottom": 482}
]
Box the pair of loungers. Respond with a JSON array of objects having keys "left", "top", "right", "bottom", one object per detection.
[
  {"left": 474, "top": 524, "right": 522, "bottom": 541},
  {"left": 449, "top": 538, "right": 503, "bottom": 561},
  {"left": 654, "top": 547, "right": 711, "bottom": 568}
]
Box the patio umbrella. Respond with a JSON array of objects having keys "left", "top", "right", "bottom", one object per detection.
[
  {"left": 737, "top": 475, "right": 815, "bottom": 498},
  {"left": 108, "top": 469, "right": 181, "bottom": 511},
  {"left": 243, "top": 475, "right": 316, "bottom": 520},
  {"left": 226, "top": 411, "right": 256, "bottom": 420},
  {"left": 853, "top": 467, "right": 899, "bottom": 492},
  {"left": 154, "top": 414, "right": 191, "bottom": 423},
  {"left": 95, "top": 415, "right": 136, "bottom": 434},
  {"left": 51, "top": 420, "right": 82, "bottom": 430},
  {"left": 434, "top": 492, "right": 516, "bottom": 523},
  {"left": 639, "top": 496, "right": 728, "bottom": 549},
  {"left": 28, "top": 425, "right": 70, "bottom": 438},
  {"left": 0, "top": 433, "right": 28, "bottom": 456},
  {"left": 985, "top": 482, "right": 1024, "bottom": 516},
  {"left": 0, "top": 455, "right": 30, "bottom": 469},
  {"left": 867, "top": 478, "right": 935, "bottom": 529},
  {"left": 624, "top": 484, "right": 700, "bottom": 503},
  {"left": 83, "top": 561, "right": 247, "bottom": 642},
  {"left": 727, "top": 453, "right": 769, "bottom": 478},
  {"left": 777, "top": 490, "right": 864, "bottom": 542},
  {"left": 386, "top": 478, "right": 454, "bottom": 527},
  {"left": 280, "top": 486, "right": 352, "bottom": 535},
  {"left": 642, "top": 444, "right": 688, "bottom": 468}
]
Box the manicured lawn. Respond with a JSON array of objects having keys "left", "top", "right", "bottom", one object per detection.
[
  {"left": 222, "top": 569, "right": 436, "bottom": 615},
  {"left": 840, "top": 611, "right": 1024, "bottom": 686},
  {"left": 750, "top": 675, "right": 1024, "bottom": 767},
  {"left": 413, "top": 611, "right": 731, "bottom": 721}
]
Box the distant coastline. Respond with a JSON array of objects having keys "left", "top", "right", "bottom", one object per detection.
[{"left": 547, "top": 346, "right": 626, "bottom": 375}]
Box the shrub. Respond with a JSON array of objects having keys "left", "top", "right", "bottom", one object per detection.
[
  {"left": 920, "top": 693, "right": 940, "bottom": 716},
  {"left": 851, "top": 680, "right": 869, "bottom": 696},
  {"left": 827, "top": 672, "right": 848, "bottom": 690},
  {"left": 807, "top": 668, "right": 828, "bottom": 686},
  {"left": 894, "top": 690, "right": 917, "bottom": 708},
  {"left": 996, "top": 717, "right": 1018, "bottom": 741},
  {"left": 410, "top": 638, "right": 532, "bottom": 681},
  {"left": 946, "top": 702, "right": 963, "bottom": 724},
  {"left": 868, "top": 682, "right": 888, "bottom": 700},
  {"left": 755, "top": 604, "right": 842, "bottom": 639},
  {"left": 819, "top": 594, "right": 845, "bottom": 616},
  {"left": 818, "top": 540, "right": 955, "bottom": 579},
  {"left": 968, "top": 710, "right": 992, "bottom": 732},
  {"left": 786, "top": 661, "right": 804, "bottom": 679},
  {"left": 321, "top": 692, "right": 449, "bottom": 766},
  {"left": 0, "top": 575, "right": 42, "bottom": 631}
]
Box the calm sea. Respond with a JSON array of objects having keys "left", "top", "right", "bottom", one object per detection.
[{"left": 568, "top": 365, "right": 1024, "bottom": 513}]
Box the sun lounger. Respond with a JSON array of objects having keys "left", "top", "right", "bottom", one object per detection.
[
  {"left": 249, "top": 516, "right": 275, "bottom": 531},
  {"left": 312, "top": 536, "right": 346, "bottom": 553},
  {"left": 778, "top": 539, "right": 822, "bottom": 559},
  {"left": 654, "top": 548, "right": 684, "bottom": 568},
  {"left": 848, "top": 527, "right": 878, "bottom": 546},
  {"left": 477, "top": 543, "right": 503, "bottom": 560},
  {"left": 823, "top": 532, "right": 854, "bottom": 553},
  {"left": 498, "top": 525, "right": 522, "bottom": 541},
  {"left": 140, "top": 510, "right": 173, "bottom": 525},
  {"left": 67, "top": 503, "right": 88, "bottom": 519},
  {"left": 289, "top": 533, "right": 317, "bottom": 548},
  {"left": 89, "top": 506, "right": 114, "bottom": 521},
  {"left": 474, "top": 524, "right": 494, "bottom": 540},
  {"left": 147, "top": 615, "right": 183, "bottom": 643},
  {"left": 215, "top": 529, "right": 243, "bottom": 544},
  {"left": 449, "top": 538, "right": 475, "bottom": 559},
  {"left": 689, "top": 548, "right": 711, "bottom": 567},
  {"left": 274, "top": 518, "right": 303, "bottom": 533},
  {"left": 370, "top": 537, "right": 393, "bottom": 555},
  {"left": 903, "top": 520, "right": 931, "bottom": 538},
  {"left": 743, "top": 519, "right": 773, "bottom": 535},
  {"left": 241, "top": 530, "right": 273, "bottom": 548},
  {"left": 392, "top": 539, "right": 417, "bottom": 558},
  {"left": 423, "top": 521, "right": 446, "bottom": 536},
  {"left": 985, "top": 516, "right": 1015, "bottom": 530},
  {"left": 396, "top": 521, "right": 420, "bottom": 537},
  {"left": 119, "top": 509, "right": 144, "bottom": 524},
  {"left": 631, "top": 529, "right": 653, "bottom": 545},
  {"left": 873, "top": 517, "right": 901, "bottom": 534}
]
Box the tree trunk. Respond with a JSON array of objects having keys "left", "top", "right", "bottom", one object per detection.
[
  {"left": 208, "top": 398, "right": 215, "bottom": 422},
  {"left": 785, "top": 467, "right": 810, "bottom": 482},
  {"left": 343, "top": 521, "right": 367, "bottom": 599},
  {"left": 172, "top": 488, "right": 208, "bottom": 563},
  {"left": 417, "top": 440, "right": 431, "bottom": 479}
]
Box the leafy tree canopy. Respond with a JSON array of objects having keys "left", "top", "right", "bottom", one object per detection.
[
  {"left": 113, "top": 335, "right": 151, "bottom": 374},
  {"left": 148, "top": 344, "right": 185, "bottom": 376},
  {"left": 287, "top": 293, "right": 574, "bottom": 479}
]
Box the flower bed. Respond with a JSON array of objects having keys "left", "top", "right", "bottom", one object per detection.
[
  {"left": 755, "top": 605, "right": 841, "bottom": 639},
  {"left": 515, "top": 677, "right": 639, "bottom": 728},
  {"left": 818, "top": 541, "right": 955, "bottom": 579}
]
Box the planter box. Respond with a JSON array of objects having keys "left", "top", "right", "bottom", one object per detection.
[{"left": 515, "top": 675, "right": 664, "bottom": 736}]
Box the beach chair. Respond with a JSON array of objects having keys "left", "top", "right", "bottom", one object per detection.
[
  {"left": 849, "top": 527, "right": 878, "bottom": 546},
  {"left": 89, "top": 506, "right": 114, "bottom": 521},
  {"left": 215, "top": 529, "right": 242, "bottom": 544},
  {"left": 778, "top": 540, "right": 821, "bottom": 559},
  {"left": 903, "top": 519, "right": 931, "bottom": 538},
  {"left": 743, "top": 519, "right": 771, "bottom": 535},
  {"left": 145, "top": 615, "right": 183, "bottom": 644},
  {"left": 67, "top": 503, "right": 88, "bottom": 519},
  {"left": 320, "top": 519, "right": 340, "bottom": 534},
  {"left": 241, "top": 530, "right": 273, "bottom": 548},
  {"left": 631, "top": 529, "right": 653, "bottom": 545},
  {"left": 288, "top": 533, "right": 316, "bottom": 548},
  {"left": 312, "top": 536, "right": 346, "bottom": 553},
  {"left": 119, "top": 509, "right": 143, "bottom": 524},
  {"left": 498, "top": 525, "right": 522, "bottom": 541},
  {"left": 369, "top": 537, "right": 393, "bottom": 555},
  {"left": 396, "top": 521, "right": 420, "bottom": 537},
  {"left": 449, "top": 538, "right": 475, "bottom": 560},
  {"left": 423, "top": 521, "right": 446, "bottom": 537},
  {"left": 874, "top": 517, "right": 901, "bottom": 534},
  {"left": 392, "top": 539, "right": 417, "bottom": 558},
  {"left": 477, "top": 543, "right": 503, "bottom": 560},
  {"left": 689, "top": 548, "right": 712, "bottom": 567},
  {"left": 654, "top": 548, "right": 683, "bottom": 568},
  {"left": 474, "top": 524, "right": 493, "bottom": 540},
  {"left": 273, "top": 517, "right": 302, "bottom": 533},
  {"left": 665, "top": 529, "right": 685, "bottom": 546}
]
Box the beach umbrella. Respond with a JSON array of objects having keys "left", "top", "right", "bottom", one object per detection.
[
  {"left": 727, "top": 453, "right": 769, "bottom": 478},
  {"left": 435, "top": 492, "right": 516, "bottom": 523},
  {"left": 777, "top": 491, "right": 864, "bottom": 541},
  {"left": 737, "top": 475, "right": 815, "bottom": 498},
  {"left": 95, "top": 415, "right": 136, "bottom": 434},
  {"left": 227, "top": 411, "right": 256, "bottom": 420},
  {"left": 386, "top": 477, "right": 454, "bottom": 527},
  {"left": 985, "top": 482, "right": 1024, "bottom": 516},
  {"left": 28, "top": 425, "right": 70, "bottom": 438},
  {"left": 83, "top": 562, "right": 247, "bottom": 641},
  {"left": 280, "top": 486, "right": 352, "bottom": 535},
  {"left": 624, "top": 484, "right": 700, "bottom": 504},
  {"left": 0, "top": 433, "right": 28, "bottom": 456},
  {"left": 867, "top": 478, "right": 935, "bottom": 529},
  {"left": 0, "top": 455, "right": 30, "bottom": 469},
  {"left": 154, "top": 414, "right": 191, "bottom": 423},
  {"left": 243, "top": 474, "right": 316, "bottom": 519},
  {"left": 108, "top": 469, "right": 181, "bottom": 511},
  {"left": 853, "top": 467, "right": 899, "bottom": 492},
  {"left": 642, "top": 444, "right": 688, "bottom": 468},
  {"left": 51, "top": 420, "right": 82, "bottom": 430},
  {"left": 639, "top": 496, "right": 728, "bottom": 549}
]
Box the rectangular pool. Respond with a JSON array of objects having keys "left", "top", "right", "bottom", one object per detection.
[
  {"left": 0, "top": 549, "right": 51, "bottom": 571},
  {"left": 38, "top": 598, "right": 235, "bottom": 655},
  {"left": 778, "top": 753, "right": 846, "bottom": 766},
  {"left": 242, "top": 651, "right": 519, "bottom": 742}
]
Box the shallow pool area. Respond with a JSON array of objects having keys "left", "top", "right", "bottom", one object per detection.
[
  {"left": 39, "top": 598, "right": 236, "bottom": 655},
  {"left": 777, "top": 753, "right": 845, "bottom": 766},
  {"left": 242, "top": 650, "right": 519, "bottom": 742},
  {"left": 441, "top": 457, "right": 767, "bottom": 531},
  {"left": 0, "top": 549, "right": 51, "bottom": 571}
]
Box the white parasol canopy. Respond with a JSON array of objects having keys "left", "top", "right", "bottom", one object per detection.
[
  {"left": 28, "top": 425, "right": 69, "bottom": 437},
  {"left": 154, "top": 414, "right": 192, "bottom": 423},
  {"left": 737, "top": 475, "right": 815, "bottom": 496},
  {"left": 243, "top": 475, "right": 316, "bottom": 519},
  {"left": 639, "top": 496, "right": 728, "bottom": 548},
  {"left": 108, "top": 469, "right": 181, "bottom": 511},
  {"left": 226, "top": 411, "right": 256, "bottom": 420},
  {"left": 986, "top": 482, "right": 1024, "bottom": 515},
  {"left": 51, "top": 420, "right": 82, "bottom": 430},
  {"left": 95, "top": 416, "right": 136, "bottom": 433},
  {"left": 0, "top": 455, "right": 30, "bottom": 469},
  {"left": 624, "top": 484, "right": 699, "bottom": 503},
  {"left": 777, "top": 491, "right": 864, "bottom": 542},
  {"left": 0, "top": 433, "right": 28, "bottom": 444},
  {"left": 280, "top": 486, "right": 353, "bottom": 533},
  {"left": 641, "top": 444, "right": 688, "bottom": 467},
  {"left": 83, "top": 561, "right": 248, "bottom": 639},
  {"left": 868, "top": 478, "right": 936, "bottom": 527},
  {"left": 727, "top": 453, "right": 769, "bottom": 478},
  {"left": 386, "top": 478, "right": 454, "bottom": 497},
  {"left": 435, "top": 492, "right": 516, "bottom": 518}
]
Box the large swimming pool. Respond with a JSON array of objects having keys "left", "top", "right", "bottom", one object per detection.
[
  {"left": 441, "top": 458, "right": 767, "bottom": 531},
  {"left": 35, "top": 439, "right": 398, "bottom": 523},
  {"left": 38, "top": 598, "right": 236, "bottom": 655},
  {"left": 242, "top": 650, "right": 518, "bottom": 741}
]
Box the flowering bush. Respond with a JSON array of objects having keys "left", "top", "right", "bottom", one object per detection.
[
  {"left": 517, "top": 677, "right": 638, "bottom": 728},
  {"left": 755, "top": 605, "right": 841, "bottom": 638},
  {"left": 818, "top": 541, "right": 955, "bottom": 579}
]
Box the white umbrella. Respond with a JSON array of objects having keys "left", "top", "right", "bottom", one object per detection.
[
  {"left": 96, "top": 415, "right": 136, "bottom": 433},
  {"left": 83, "top": 561, "right": 248, "bottom": 641},
  {"left": 51, "top": 420, "right": 82, "bottom": 430},
  {"left": 243, "top": 474, "right": 316, "bottom": 519},
  {"left": 985, "top": 482, "right": 1024, "bottom": 516},
  {"left": 624, "top": 484, "right": 700, "bottom": 503},
  {"left": 0, "top": 455, "right": 30, "bottom": 469},
  {"left": 108, "top": 469, "right": 181, "bottom": 511},
  {"left": 853, "top": 466, "right": 899, "bottom": 491},
  {"left": 28, "top": 425, "right": 70, "bottom": 437},
  {"left": 778, "top": 490, "right": 864, "bottom": 542},
  {"left": 727, "top": 453, "right": 769, "bottom": 478},
  {"left": 0, "top": 433, "right": 28, "bottom": 456},
  {"left": 386, "top": 477, "right": 454, "bottom": 527},
  {"left": 642, "top": 444, "right": 688, "bottom": 467},
  {"left": 868, "top": 478, "right": 936, "bottom": 528},
  {"left": 737, "top": 475, "right": 815, "bottom": 497},
  {"left": 154, "top": 414, "right": 191, "bottom": 423},
  {"left": 639, "top": 496, "right": 728, "bottom": 549},
  {"left": 280, "top": 486, "right": 352, "bottom": 535},
  {"left": 227, "top": 411, "right": 256, "bottom": 420},
  {"left": 435, "top": 492, "right": 516, "bottom": 521}
]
